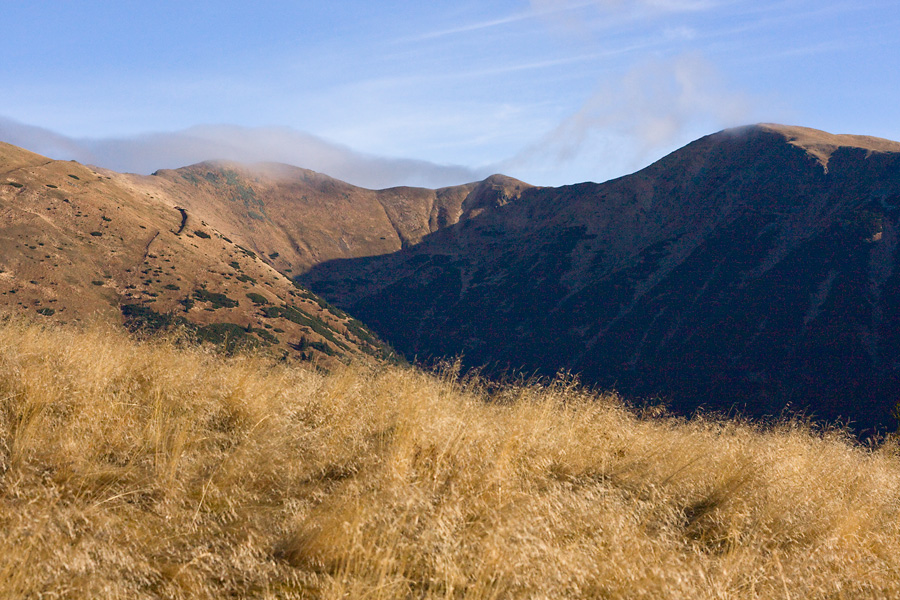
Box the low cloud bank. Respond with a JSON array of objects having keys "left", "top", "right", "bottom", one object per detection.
[{"left": 0, "top": 118, "right": 485, "bottom": 190}]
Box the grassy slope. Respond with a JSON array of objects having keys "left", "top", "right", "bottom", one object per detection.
[
  {"left": 2, "top": 319, "right": 900, "bottom": 599},
  {"left": 0, "top": 142, "right": 390, "bottom": 364}
]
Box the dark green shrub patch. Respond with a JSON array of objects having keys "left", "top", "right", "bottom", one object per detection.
[
  {"left": 252, "top": 328, "right": 279, "bottom": 344},
  {"left": 290, "top": 335, "right": 336, "bottom": 357},
  {"left": 246, "top": 292, "right": 269, "bottom": 305},
  {"left": 195, "top": 323, "right": 257, "bottom": 353},
  {"left": 193, "top": 289, "right": 239, "bottom": 309},
  {"left": 121, "top": 304, "right": 188, "bottom": 332},
  {"left": 262, "top": 304, "right": 348, "bottom": 350}
]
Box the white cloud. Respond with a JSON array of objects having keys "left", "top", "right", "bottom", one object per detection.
[
  {"left": 0, "top": 118, "right": 485, "bottom": 190},
  {"left": 406, "top": 0, "right": 719, "bottom": 43},
  {"left": 643, "top": 0, "right": 720, "bottom": 10},
  {"left": 525, "top": 0, "right": 724, "bottom": 40},
  {"left": 401, "top": 13, "right": 535, "bottom": 42},
  {"left": 498, "top": 53, "right": 752, "bottom": 183},
  {"left": 528, "top": 0, "right": 719, "bottom": 14}
]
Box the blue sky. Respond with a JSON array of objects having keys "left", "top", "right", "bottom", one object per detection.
[{"left": 2, "top": 1, "right": 898, "bottom": 187}]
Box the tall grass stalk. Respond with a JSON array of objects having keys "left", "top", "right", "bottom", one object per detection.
[{"left": 1, "top": 318, "right": 899, "bottom": 598}]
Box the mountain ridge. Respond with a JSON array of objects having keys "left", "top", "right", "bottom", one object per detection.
[
  {"left": 757, "top": 123, "right": 900, "bottom": 170},
  {"left": 300, "top": 123, "right": 900, "bottom": 432},
  {"left": 4, "top": 123, "right": 900, "bottom": 431},
  {"left": 0, "top": 142, "right": 394, "bottom": 363},
  {"left": 145, "top": 162, "right": 532, "bottom": 272}
]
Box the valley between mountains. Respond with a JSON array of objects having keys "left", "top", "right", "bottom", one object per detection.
[{"left": 3, "top": 123, "right": 900, "bottom": 432}]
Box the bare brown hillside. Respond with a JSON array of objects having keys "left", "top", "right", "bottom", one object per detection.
[
  {"left": 759, "top": 123, "right": 900, "bottom": 169},
  {"left": 145, "top": 163, "right": 532, "bottom": 274},
  {"left": 6, "top": 123, "right": 900, "bottom": 431},
  {"left": 0, "top": 142, "right": 390, "bottom": 363}
]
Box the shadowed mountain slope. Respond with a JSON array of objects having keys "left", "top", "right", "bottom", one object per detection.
[
  {"left": 5, "top": 124, "right": 900, "bottom": 431},
  {"left": 301, "top": 124, "right": 900, "bottom": 432}
]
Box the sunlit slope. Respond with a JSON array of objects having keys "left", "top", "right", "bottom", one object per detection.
[
  {"left": 2, "top": 319, "right": 900, "bottom": 598},
  {"left": 147, "top": 162, "right": 532, "bottom": 274},
  {"left": 0, "top": 142, "right": 390, "bottom": 363}
]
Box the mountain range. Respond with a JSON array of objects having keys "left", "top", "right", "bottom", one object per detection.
[
  {"left": 0, "top": 142, "right": 392, "bottom": 364},
  {"left": 300, "top": 124, "right": 900, "bottom": 432},
  {"left": 3, "top": 123, "right": 899, "bottom": 432}
]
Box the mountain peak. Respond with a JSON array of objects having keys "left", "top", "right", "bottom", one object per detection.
[
  {"left": 748, "top": 123, "right": 900, "bottom": 169},
  {"left": 460, "top": 174, "right": 533, "bottom": 216},
  {"left": 301, "top": 123, "right": 900, "bottom": 432}
]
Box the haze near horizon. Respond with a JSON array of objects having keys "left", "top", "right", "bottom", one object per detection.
[{"left": 2, "top": 1, "right": 898, "bottom": 188}]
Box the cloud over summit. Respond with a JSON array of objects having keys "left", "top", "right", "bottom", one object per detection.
[
  {"left": 0, "top": 118, "right": 484, "bottom": 190},
  {"left": 497, "top": 54, "right": 753, "bottom": 184}
]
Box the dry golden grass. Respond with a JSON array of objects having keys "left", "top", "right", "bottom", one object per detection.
[{"left": 2, "top": 318, "right": 900, "bottom": 599}]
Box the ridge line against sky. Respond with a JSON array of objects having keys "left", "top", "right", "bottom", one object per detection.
[
  {"left": 2, "top": 0, "right": 898, "bottom": 187},
  {"left": 0, "top": 117, "right": 486, "bottom": 190}
]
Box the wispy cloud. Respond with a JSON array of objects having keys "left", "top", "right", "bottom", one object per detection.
[
  {"left": 498, "top": 53, "right": 752, "bottom": 183},
  {"left": 524, "top": 0, "right": 724, "bottom": 40},
  {"left": 404, "top": 0, "right": 718, "bottom": 43},
  {"left": 401, "top": 12, "right": 536, "bottom": 42},
  {"left": 528, "top": 0, "right": 721, "bottom": 16},
  {"left": 0, "top": 117, "right": 485, "bottom": 190},
  {"left": 401, "top": 1, "right": 601, "bottom": 42}
]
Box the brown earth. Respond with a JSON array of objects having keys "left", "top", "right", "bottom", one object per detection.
[
  {"left": 143, "top": 162, "right": 531, "bottom": 274},
  {"left": 6, "top": 124, "right": 900, "bottom": 432},
  {"left": 0, "top": 142, "right": 391, "bottom": 363}
]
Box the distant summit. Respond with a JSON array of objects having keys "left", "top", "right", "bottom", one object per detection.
[
  {"left": 5, "top": 124, "right": 900, "bottom": 432},
  {"left": 755, "top": 123, "right": 900, "bottom": 169},
  {"left": 301, "top": 124, "right": 900, "bottom": 433}
]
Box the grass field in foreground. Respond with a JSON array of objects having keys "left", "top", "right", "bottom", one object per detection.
[{"left": 1, "top": 318, "right": 899, "bottom": 599}]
